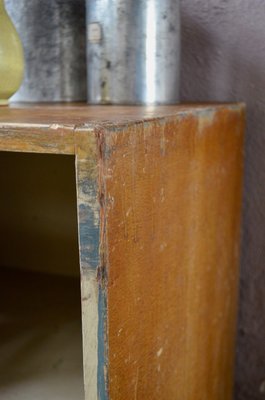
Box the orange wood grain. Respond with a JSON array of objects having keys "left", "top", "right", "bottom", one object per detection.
[
  {"left": 0, "top": 103, "right": 242, "bottom": 155},
  {"left": 101, "top": 107, "right": 244, "bottom": 400},
  {"left": 0, "top": 103, "right": 244, "bottom": 399}
]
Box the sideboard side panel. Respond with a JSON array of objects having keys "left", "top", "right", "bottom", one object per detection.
[{"left": 103, "top": 107, "right": 244, "bottom": 399}]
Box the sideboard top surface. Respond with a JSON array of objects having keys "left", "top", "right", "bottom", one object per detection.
[
  {"left": 0, "top": 103, "right": 244, "bottom": 155},
  {"left": 0, "top": 103, "right": 244, "bottom": 127}
]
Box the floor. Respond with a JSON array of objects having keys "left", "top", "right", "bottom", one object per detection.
[{"left": 0, "top": 268, "right": 84, "bottom": 400}]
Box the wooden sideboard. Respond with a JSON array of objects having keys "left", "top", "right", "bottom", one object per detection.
[{"left": 0, "top": 104, "right": 244, "bottom": 400}]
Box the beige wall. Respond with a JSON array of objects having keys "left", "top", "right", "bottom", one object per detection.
[{"left": 0, "top": 152, "right": 80, "bottom": 277}]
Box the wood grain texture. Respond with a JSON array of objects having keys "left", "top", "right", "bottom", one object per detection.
[
  {"left": 101, "top": 107, "right": 244, "bottom": 400},
  {"left": 0, "top": 104, "right": 241, "bottom": 154},
  {"left": 0, "top": 104, "right": 244, "bottom": 399},
  {"left": 0, "top": 125, "right": 76, "bottom": 154}
]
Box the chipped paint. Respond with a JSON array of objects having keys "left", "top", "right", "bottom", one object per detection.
[
  {"left": 198, "top": 109, "right": 216, "bottom": 135},
  {"left": 157, "top": 348, "right": 164, "bottom": 358},
  {"left": 76, "top": 153, "right": 101, "bottom": 399},
  {"left": 76, "top": 129, "right": 108, "bottom": 400}
]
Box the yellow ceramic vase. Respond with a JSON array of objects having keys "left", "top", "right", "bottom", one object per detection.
[{"left": 0, "top": 0, "right": 24, "bottom": 105}]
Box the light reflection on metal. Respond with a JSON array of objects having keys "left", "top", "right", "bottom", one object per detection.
[
  {"left": 145, "top": 0, "right": 157, "bottom": 104},
  {"left": 86, "top": 0, "right": 181, "bottom": 105}
]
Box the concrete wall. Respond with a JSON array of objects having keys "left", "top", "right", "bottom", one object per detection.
[{"left": 180, "top": 1, "right": 265, "bottom": 398}]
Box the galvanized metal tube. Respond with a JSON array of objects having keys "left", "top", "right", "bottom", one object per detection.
[
  {"left": 86, "top": 0, "right": 181, "bottom": 105},
  {"left": 5, "top": 0, "right": 87, "bottom": 102}
]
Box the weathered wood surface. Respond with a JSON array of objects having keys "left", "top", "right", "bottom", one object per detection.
[
  {"left": 0, "top": 104, "right": 245, "bottom": 400},
  {"left": 0, "top": 125, "right": 76, "bottom": 154},
  {"left": 101, "top": 107, "right": 244, "bottom": 400},
  {"left": 75, "top": 131, "right": 105, "bottom": 399},
  {"left": 0, "top": 103, "right": 241, "bottom": 154}
]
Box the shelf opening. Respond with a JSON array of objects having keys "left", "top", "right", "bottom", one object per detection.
[{"left": 0, "top": 152, "right": 84, "bottom": 400}]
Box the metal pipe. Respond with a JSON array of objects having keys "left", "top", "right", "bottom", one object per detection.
[
  {"left": 86, "top": 0, "right": 181, "bottom": 105},
  {"left": 5, "top": 0, "right": 87, "bottom": 102}
]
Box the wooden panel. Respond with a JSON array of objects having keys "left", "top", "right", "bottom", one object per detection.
[
  {"left": 0, "top": 104, "right": 242, "bottom": 155},
  {"left": 101, "top": 107, "right": 244, "bottom": 399},
  {"left": 0, "top": 124, "right": 75, "bottom": 154},
  {"left": 75, "top": 131, "right": 107, "bottom": 400},
  {"left": 1, "top": 103, "right": 241, "bottom": 125}
]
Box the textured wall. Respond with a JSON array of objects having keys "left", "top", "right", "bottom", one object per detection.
[{"left": 179, "top": 1, "right": 265, "bottom": 399}]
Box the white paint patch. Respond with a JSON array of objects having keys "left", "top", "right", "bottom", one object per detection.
[
  {"left": 159, "top": 242, "right": 167, "bottom": 252},
  {"left": 50, "top": 123, "right": 62, "bottom": 130},
  {"left": 81, "top": 272, "right": 98, "bottom": 400},
  {"left": 126, "top": 207, "right": 132, "bottom": 217},
  {"left": 157, "top": 347, "right": 163, "bottom": 358},
  {"left": 198, "top": 110, "right": 215, "bottom": 135}
]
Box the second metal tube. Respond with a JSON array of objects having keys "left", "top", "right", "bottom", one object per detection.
[{"left": 86, "top": 0, "right": 181, "bottom": 105}]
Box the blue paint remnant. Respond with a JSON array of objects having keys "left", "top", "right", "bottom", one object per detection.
[
  {"left": 78, "top": 174, "right": 99, "bottom": 270},
  {"left": 78, "top": 167, "right": 108, "bottom": 399},
  {"left": 79, "top": 207, "right": 99, "bottom": 269}
]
